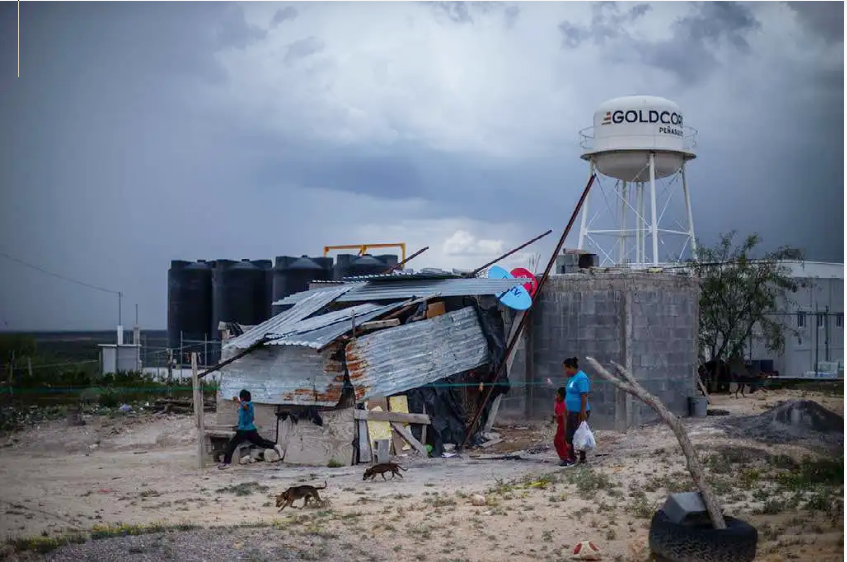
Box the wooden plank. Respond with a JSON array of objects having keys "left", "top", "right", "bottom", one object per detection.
[
  {"left": 359, "top": 318, "right": 401, "bottom": 332},
  {"left": 390, "top": 421, "right": 427, "bottom": 456},
  {"left": 420, "top": 404, "right": 427, "bottom": 452},
  {"left": 357, "top": 419, "right": 372, "bottom": 463},
  {"left": 192, "top": 353, "right": 205, "bottom": 469},
  {"left": 353, "top": 409, "right": 431, "bottom": 425}
]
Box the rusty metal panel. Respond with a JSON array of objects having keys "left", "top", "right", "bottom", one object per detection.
[
  {"left": 225, "top": 285, "right": 354, "bottom": 350},
  {"left": 270, "top": 302, "right": 405, "bottom": 349},
  {"left": 345, "top": 306, "right": 488, "bottom": 402},
  {"left": 335, "top": 278, "right": 530, "bottom": 302},
  {"left": 219, "top": 344, "right": 345, "bottom": 406}
]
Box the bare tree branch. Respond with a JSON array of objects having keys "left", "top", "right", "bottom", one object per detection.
[{"left": 586, "top": 356, "right": 727, "bottom": 530}]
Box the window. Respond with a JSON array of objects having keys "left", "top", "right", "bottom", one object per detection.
[
  {"left": 837, "top": 314, "right": 844, "bottom": 329},
  {"left": 796, "top": 312, "right": 806, "bottom": 328},
  {"left": 817, "top": 314, "right": 825, "bottom": 329}
]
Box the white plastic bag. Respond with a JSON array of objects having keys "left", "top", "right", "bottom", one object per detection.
[{"left": 573, "top": 421, "right": 596, "bottom": 452}]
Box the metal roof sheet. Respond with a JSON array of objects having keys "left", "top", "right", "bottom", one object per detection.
[
  {"left": 219, "top": 345, "right": 344, "bottom": 406},
  {"left": 341, "top": 271, "right": 461, "bottom": 282},
  {"left": 224, "top": 285, "right": 354, "bottom": 350},
  {"left": 335, "top": 277, "right": 531, "bottom": 302},
  {"left": 345, "top": 306, "right": 489, "bottom": 401},
  {"left": 273, "top": 284, "right": 364, "bottom": 307},
  {"left": 269, "top": 302, "right": 404, "bottom": 349}
]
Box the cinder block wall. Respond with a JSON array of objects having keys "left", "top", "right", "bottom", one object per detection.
[{"left": 522, "top": 272, "right": 699, "bottom": 430}]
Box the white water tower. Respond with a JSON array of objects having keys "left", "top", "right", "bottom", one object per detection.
[{"left": 577, "top": 95, "right": 698, "bottom": 267}]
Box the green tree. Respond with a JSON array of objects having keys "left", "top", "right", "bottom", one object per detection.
[{"left": 691, "top": 232, "right": 804, "bottom": 367}]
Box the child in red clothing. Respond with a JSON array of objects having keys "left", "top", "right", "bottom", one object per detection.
[{"left": 553, "top": 387, "right": 570, "bottom": 465}]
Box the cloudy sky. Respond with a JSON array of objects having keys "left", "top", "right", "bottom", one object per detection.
[{"left": 0, "top": 1, "right": 843, "bottom": 331}]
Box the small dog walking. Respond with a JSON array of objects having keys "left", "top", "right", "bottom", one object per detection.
[
  {"left": 363, "top": 462, "right": 407, "bottom": 481},
  {"left": 275, "top": 481, "right": 328, "bottom": 511}
]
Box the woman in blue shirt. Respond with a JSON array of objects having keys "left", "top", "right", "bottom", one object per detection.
[
  {"left": 219, "top": 389, "right": 283, "bottom": 470},
  {"left": 562, "top": 357, "right": 591, "bottom": 467}
]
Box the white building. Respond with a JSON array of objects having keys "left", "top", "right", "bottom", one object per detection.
[{"left": 748, "top": 261, "right": 844, "bottom": 378}]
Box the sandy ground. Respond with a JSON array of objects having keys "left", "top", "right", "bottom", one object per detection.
[{"left": 0, "top": 388, "right": 843, "bottom": 561}]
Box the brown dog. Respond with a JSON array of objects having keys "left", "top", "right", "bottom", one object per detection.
[
  {"left": 363, "top": 462, "right": 407, "bottom": 481},
  {"left": 275, "top": 481, "right": 327, "bottom": 511}
]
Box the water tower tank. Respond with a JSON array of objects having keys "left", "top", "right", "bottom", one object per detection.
[
  {"left": 251, "top": 259, "right": 273, "bottom": 323},
  {"left": 167, "top": 260, "right": 212, "bottom": 353},
  {"left": 272, "top": 256, "right": 328, "bottom": 314},
  {"left": 334, "top": 254, "right": 355, "bottom": 281},
  {"left": 348, "top": 254, "right": 387, "bottom": 277},
  {"left": 580, "top": 95, "right": 695, "bottom": 182}
]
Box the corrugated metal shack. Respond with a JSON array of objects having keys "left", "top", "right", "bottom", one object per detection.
[{"left": 212, "top": 273, "right": 526, "bottom": 466}]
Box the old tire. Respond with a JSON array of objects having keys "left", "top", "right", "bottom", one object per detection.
[{"left": 648, "top": 510, "right": 757, "bottom": 562}]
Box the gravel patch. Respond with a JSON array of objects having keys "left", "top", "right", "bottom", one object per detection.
[{"left": 44, "top": 527, "right": 390, "bottom": 562}]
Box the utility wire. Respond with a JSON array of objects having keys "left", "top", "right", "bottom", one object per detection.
[{"left": 0, "top": 251, "right": 121, "bottom": 295}]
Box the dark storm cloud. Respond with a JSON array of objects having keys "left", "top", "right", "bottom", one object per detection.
[
  {"left": 635, "top": 1, "right": 760, "bottom": 83},
  {"left": 504, "top": 5, "right": 520, "bottom": 30},
  {"left": 0, "top": 2, "right": 267, "bottom": 330},
  {"left": 271, "top": 6, "right": 298, "bottom": 27},
  {"left": 787, "top": 1, "right": 844, "bottom": 43},
  {"left": 0, "top": 2, "right": 842, "bottom": 331},
  {"left": 284, "top": 37, "right": 325, "bottom": 65},
  {"left": 559, "top": 2, "right": 760, "bottom": 84},
  {"left": 558, "top": 2, "right": 652, "bottom": 48}
]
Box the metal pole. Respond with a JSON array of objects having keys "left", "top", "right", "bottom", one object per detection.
[
  {"left": 649, "top": 153, "right": 659, "bottom": 266},
  {"left": 180, "top": 331, "right": 184, "bottom": 369},
  {"left": 469, "top": 229, "right": 553, "bottom": 277},
  {"left": 619, "top": 180, "right": 627, "bottom": 265},
  {"left": 577, "top": 162, "right": 594, "bottom": 250},
  {"left": 814, "top": 305, "right": 819, "bottom": 375},
  {"left": 463, "top": 173, "right": 597, "bottom": 448},
  {"left": 681, "top": 162, "right": 697, "bottom": 260},
  {"left": 118, "top": 292, "right": 122, "bottom": 327},
  {"left": 825, "top": 305, "right": 830, "bottom": 361}
]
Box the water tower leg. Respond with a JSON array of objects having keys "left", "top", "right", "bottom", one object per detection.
[
  {"left": 577, "top": 162, "right": 594, "bottom": 251},
  {"left": 635, "top": 183, "right": 643, "bottom": 265},
  {"left": 619, "top": 181, "right": 627, "bottom": 265},
  {"left": 648, "top": 153, "right": 659, "bottom": 266},
  {"left": 681, "top": 162, "right": 697, "bottom": 261}
]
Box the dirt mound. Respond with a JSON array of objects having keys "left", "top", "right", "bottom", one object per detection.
[{"left": 721, "top": 400, "right": 843, "bottom": 449}]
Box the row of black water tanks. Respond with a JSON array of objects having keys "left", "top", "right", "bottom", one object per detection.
[{"left": 166, "top": 254, "right": 399, "bottom": 357}]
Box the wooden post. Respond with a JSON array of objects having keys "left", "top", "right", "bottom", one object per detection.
[
  {"left": 191, "top": 353, "right": 205, "bottom": 468},
  {"left": 585, "top": 356, "right": 726, "bottom": 530}
]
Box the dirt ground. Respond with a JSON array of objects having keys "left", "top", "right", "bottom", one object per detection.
[{"left": 0, "top": 388, "right": 843, "bottom": 561}]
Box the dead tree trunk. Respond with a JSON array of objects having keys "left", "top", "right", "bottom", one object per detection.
[{"left": 585, "top": 356, "right": 726, "bottom": 530}]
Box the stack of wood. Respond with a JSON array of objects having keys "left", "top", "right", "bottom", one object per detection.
[{"left": 153, "top": 397, "right": 215, "bottom": 414}]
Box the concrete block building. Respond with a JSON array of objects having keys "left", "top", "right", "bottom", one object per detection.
[{"left": 502, "top": 271, "right": 700, "bottom": 430}]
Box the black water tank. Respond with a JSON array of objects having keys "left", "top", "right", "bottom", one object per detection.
[
  {"left": 288, "top": 256, "right": 328, "bottom": 294},
  {"left": 314, "top": 257, "right": 334, "bottom": 283},
  {"left": 334, "top": 254, "right": 355, "bottom": 281},
  {"left": 211, "top": 259, "right": 235, "bottom": 347},
  {"left": 271, "top": 256, "right": 296, "bottom": 316},
  {"left": 251, "top": 259, "right": 273, "bottom": 322},
  {"left": 349, "top": 254, "right": 388, "bottom": 277},
  {"left": 216, "top": 260, "right": 266, "bottom": 327},
  {"left": 375, "top": 254, "right": 399, "bottom": 270},
  {"left": 167, "top": 259, "right": 213, "bottom": 354}
]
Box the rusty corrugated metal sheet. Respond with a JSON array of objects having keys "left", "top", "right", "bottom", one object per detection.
[
  {"left": 345, "top": 306, "right": 488, "bottom": 402},
  {"left": 224, "top": 285, "right": 354, "bottom": 350},
  {"left": 219, "top": 343, "right": 345, "bottom": 406}
]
